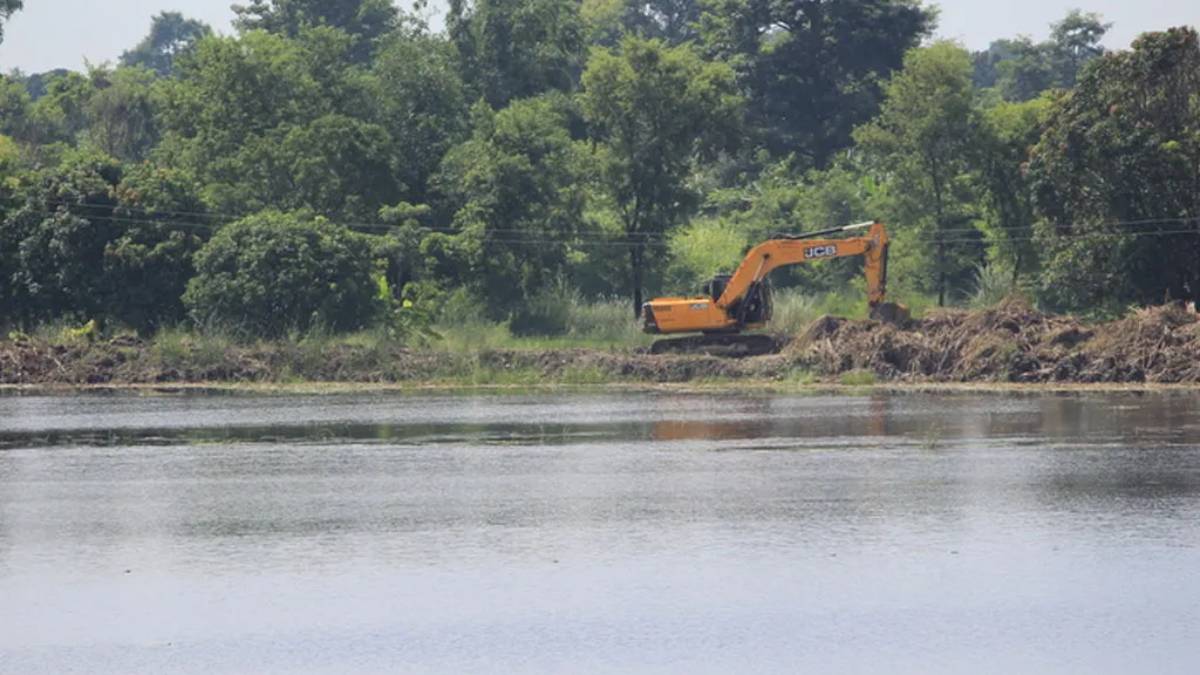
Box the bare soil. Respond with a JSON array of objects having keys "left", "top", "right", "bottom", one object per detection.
[{"left": 4, "top": 300, "right": 1200, "bottom": 386}]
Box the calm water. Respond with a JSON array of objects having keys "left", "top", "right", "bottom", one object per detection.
[{"left": 1, "top": 390, "right": 1199, "bottom": 674}]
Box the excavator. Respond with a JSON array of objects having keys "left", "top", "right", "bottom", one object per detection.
[{"left": 642, "top": 220, "right": 909, "bottom": 356}]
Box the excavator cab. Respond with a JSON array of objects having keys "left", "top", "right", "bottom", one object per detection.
[
  {"left": 702, "top": 274, "right": 771, "bottom": 324},
  {"left": 703, "top": 274, "right": 732, "bottom": 301},
  {"left": 737, "top": 279, "right": 773, "bottom": 326}
]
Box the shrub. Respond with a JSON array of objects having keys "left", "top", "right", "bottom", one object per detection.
[
  {"left": 510, "top": 287, "right": 571, "bottom": 336},
  {"left": 184, "top": 211, "right": 377, "bottom": 337},
  {"left": 666, "top": 217, "right": 750, "bottom": 289}
]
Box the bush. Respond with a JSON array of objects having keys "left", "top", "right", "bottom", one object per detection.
[
  {"left": 667, "top": 217, "right": 750, "bottom": 289},
  {"left": 184, "top": 211, "right": 378, "bottom": 337},
  {"left": 0, "top": 154, "right": 206, "bottom": 331},
  {"left": 510, "top": 286, "right": 572, "bottom": 336}
]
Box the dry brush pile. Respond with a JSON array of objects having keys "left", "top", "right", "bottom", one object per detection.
[{"left": 789, "top": 299, "right": 1200, "bottom": 384}]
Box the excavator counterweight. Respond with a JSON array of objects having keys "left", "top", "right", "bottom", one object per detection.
[{"left": 643, "top": 220, "right": 908, "bottom": 356}]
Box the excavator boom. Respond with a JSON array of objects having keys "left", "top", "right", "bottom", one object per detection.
[{"left": 643, "top": 221, "right": 905, "bottom": 355}]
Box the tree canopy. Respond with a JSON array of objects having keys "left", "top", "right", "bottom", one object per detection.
[
  {"left": 582, "top": 37, "right": 741, "bottom": 314},
  {"left": 233, "top": 0, "right": 399, "bottom": 62},
  {"left": 120, "top": 12, "right": 213, "bottom": 76},
  {"left": 0, "top": 0, "right": 21, "bottom": 44},
  {"left": 855, "top": 42, "right": 983, "bottom": 306},
  {"left": 1, "top": 4, "right": 1197, "bottom": 337},
  {"left": 701, "top": 0, "right": 934, "bottom": 166},
  {"left": 1029, "top": 27, "right": 1200, "bottom": 310}
]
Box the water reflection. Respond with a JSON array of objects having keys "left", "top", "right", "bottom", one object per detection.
[
  {"left": 4, "top": 390, "right": 1196, "bottom": 450},
  {"left": 2, "top": 391, "right": 1200, "bottom": 674}
]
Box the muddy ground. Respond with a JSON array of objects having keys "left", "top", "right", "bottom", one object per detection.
[{"left": 3, "top": 300, "right": 1200, "bottom": 386}]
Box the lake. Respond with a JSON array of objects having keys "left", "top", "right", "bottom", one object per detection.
[{"left": 1, "top": 390, "right": 1199, "bottom": 673}]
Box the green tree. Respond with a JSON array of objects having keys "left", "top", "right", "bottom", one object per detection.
[
  {"left": 0, "top": 75, "right": 33, "bottom": 141},
  {"left": 1048, "top": 10, "right": 1109, "bottom": 88},
  {"left": 855, "top": 42, "right": 984, "bottom": 306},
  {"left": 973, "top": 11, "right": 1108, "bottom": 102},
  {"left": 0, "top": 0, "right": 21, "bottom": 44},
  {"left": 371, "top": 32, "right": 469, "bottom": 203},
  {"left": 701, "top": 0, "right": 934, "bottom": 166},
  {"left": 86, "top": 67, "right": 160, "bottom": 162},
  {"left": 666, "top": 216, "right": 749, "bottom": 289},
  {"left": 448, "top": 0, "right": 586, "bottom": 107},
  {"left": 1, "top": 153, "right": 122, "bottom": 325},
  {"left": 25, "top": 71, "right": 93, "bottom": 146},
  {"left": 433, "top": 95, "right": 588, "bottom": 313},
  {"left": 232, "top": 0, "right": 398, "bottom": 63},
  {"left": 0, "top": 152, "right": 207, "bottom": 329},
  {"left": 101, "top": 164, "right": 209, "bottom": 329},
  {"left": 157, "top": 29, "right": 400, "bottom": 219},
  {"left": 581, "top": 37, "right": 741, "bottom": 315},
  {"left": 1029, "top": 28, "right": 1200, "bottom": 311},
  {"left": 184, "top": 211, "right": 378, "bottom": 335},
  {"left": 584, "top": 0, "right": 702, "bottom": 47},
  {"left": 976, "top": 96, "right": 1051, "bottom": 285},
  {"left": 993, "top": 37, "right": 1057, "bottom": 102},
  {"left": 0, "top": 131, "right": 22, "bottom": 323},
  {"left": 625, "top": 0, "right": 702, "bottom": 44},
  {"left": 120, "top": 12, "right": 213, "bottom": 76}
]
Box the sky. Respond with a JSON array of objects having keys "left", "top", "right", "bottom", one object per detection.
[{"left": 1, "top": 0, "right": 1199, "bottom": 73}]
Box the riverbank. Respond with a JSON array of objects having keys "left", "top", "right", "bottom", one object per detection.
[{"left": 3, "top": 300, "right": 1198, "bottom": 388}]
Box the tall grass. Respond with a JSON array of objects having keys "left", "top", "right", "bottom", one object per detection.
[
  {"left": 564, "top": 297, "right": 647, "bottom": 344},
  {"left": 770, "top": 288, "right": 876, "bottom": 334},
  {"left": 21, "top": 286, "right": 936, "bottom": 365},
  {"left": 770, "top": 290, "right": 822, "bottom": 335},
  {"left": 970, "top": 263, "right": 1018, "bottom": 309},
  {"left": 432, "top": 288, "right": 650, "bottom": 351},
  {"left": 151, "top": 326, "right": 234, "bottom": 371}
]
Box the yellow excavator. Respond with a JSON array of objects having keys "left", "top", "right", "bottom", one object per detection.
[{"left": 643, "top": 220, "right": 909, "bottom": 355}]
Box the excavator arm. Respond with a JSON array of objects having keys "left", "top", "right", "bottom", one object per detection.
[
  {"left": 715, "top": 221, "right": 891, "bottom": 312},
  {"left": 643, "top": 221, "right": 903, "bottom": 347}
]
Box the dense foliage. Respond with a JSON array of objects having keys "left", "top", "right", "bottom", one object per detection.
[
  {"left": 1, "top": 0, "right": 1198, "bottom": 339},
  {"left": 184, "top": 211, "right": 377, "bottom": 336}
]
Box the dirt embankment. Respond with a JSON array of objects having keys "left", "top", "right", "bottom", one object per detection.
[
  {"left": 795, "top": 300, "right": 1200, "bottom": 384},
  {"left": 3, "top": 300, "right": 1200, "bottom": 386}
]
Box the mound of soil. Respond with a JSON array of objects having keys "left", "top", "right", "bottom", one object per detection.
[
  {"left": 788, "top": 299, "right": 1200, "bottom": 384},
  {"left": 3, "top": 300, "right": 1199, "bottom": 386}
]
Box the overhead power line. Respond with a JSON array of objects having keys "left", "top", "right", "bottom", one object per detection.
[{"left": 16, "top": 200, "right": 1200, "bottom": 250}]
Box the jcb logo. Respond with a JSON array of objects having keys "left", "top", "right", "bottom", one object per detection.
[{"left": 805, "top": 245, "right": 838, "bottom": 260}]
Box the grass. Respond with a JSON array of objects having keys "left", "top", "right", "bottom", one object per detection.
[
  {"left": 144, "top": 288, "right": 940, "bottom": 366},
  {"left": 971, "top": 263, "right": 1016, "bottom": 309},
  {"left": 783, "top": 368, "right": 819, "bottom": 385},
  {"left": 5, "top": 289, "right": 944, "bottom": 388},
  {"left": 771, "top": 287, "right": 939, "bottom": 335},
  {"left": 839, "top": 370, "right": 878, "bottom": 386},
  {"left": 151, "top": 327, "right": 234, "bottom": 371},
  {"left": 431, "top": 295, "right": 654, "bottom": 352},
  {"left": 770, "top": 291, "right": 823, "bottom": 336}
]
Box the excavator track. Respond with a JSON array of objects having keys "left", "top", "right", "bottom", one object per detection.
[{"left": 650, "top": 334, "right": 781, "bottom": 358}]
